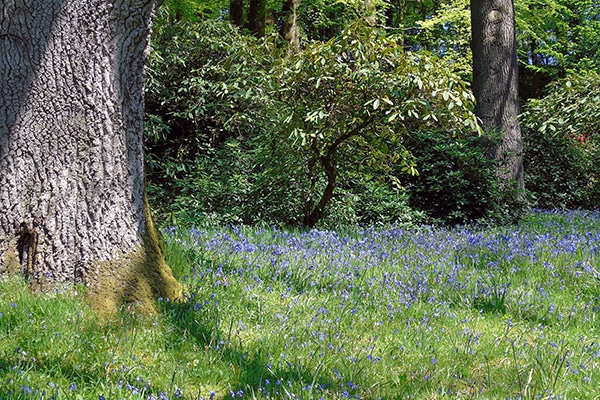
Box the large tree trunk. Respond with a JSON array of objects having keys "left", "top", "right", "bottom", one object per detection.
[
  {"left": 471, "top": 0, "right": 525, "bottom": 201},
  {"left": 0, "top": 0, "right": 181, "bottom": 315}
]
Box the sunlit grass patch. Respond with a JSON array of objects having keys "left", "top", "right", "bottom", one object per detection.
[{"left": 1, "top": 210, "right": 599, "bottom": 399}]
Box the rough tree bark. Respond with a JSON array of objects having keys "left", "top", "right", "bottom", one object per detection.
[
  {"left": 471, "top": 0, "right": 525, "bottom": 200},
  {"left": 0, "top": 0, "right": 181, "bottom": 315}
]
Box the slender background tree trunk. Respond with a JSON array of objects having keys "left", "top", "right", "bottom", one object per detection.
[
  {"left": 0, "top": 0, "right": 180, "bottom": 314},
  {"left": 230, "top": 0, "right": 244, "bottom": 27},
  {"left": 247, "top": 0, "right": 266, "bottom": 37},
  {"left": 280, "top": 0, "right": 300, "bottom": 51},
  {"left": 471, "top": 0, "right": 525, "bottom": 201}
]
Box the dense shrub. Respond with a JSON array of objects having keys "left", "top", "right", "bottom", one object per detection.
[
  {"left": 398, "top": 131, "right": 505, "bottom": 225},
  {"left": 319, "top": 176, "right": 424, "bottom": 228},
  {"left": 521, "top": 73, "right": 600, "bottom": 210},
  {"left": 144, "top": 15, "right": 274, "bottom": 201},
  {"left": 145, "top": 16, "right": 501, "bottom": 228}
]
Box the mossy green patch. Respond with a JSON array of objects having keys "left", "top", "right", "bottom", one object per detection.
[
  {"left": 1, "top": 242, "right": 20, "bottom": 276},
  {"left": 86, "top": 201, "right": 182, "bottom": 319}
]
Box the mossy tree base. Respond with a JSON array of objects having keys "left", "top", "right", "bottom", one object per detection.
[{"left": 85, "top": 204, "right": 182, "bottom": 318}]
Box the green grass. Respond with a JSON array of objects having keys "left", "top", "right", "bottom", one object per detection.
[{"left": 1, "top": 210, "right": 599, "bottom": 399}]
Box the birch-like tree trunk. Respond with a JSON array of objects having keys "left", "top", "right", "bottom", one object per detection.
[
  {"left": 280, "top": 0, "right": 300, "bottom": 51},
  {"left": 471, "top": 0, "right": 525, "bottom": 199},
  {"left": 0, "top": 0, "right": 180, "bottom": 314}
]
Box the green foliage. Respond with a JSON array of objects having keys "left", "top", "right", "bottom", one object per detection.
[
  {"left": 399, "top": 131, "right": 506, "bottom": 225},
  {"left": 160, "top": 0, "right": 229, "bottom": 21},
  {"left": 298, "top": 0, "right": 359, "bottom": 40},
  {"left": 412, "top": 0, "right": 472, "bottom": 79},
  {"left": 145, "top": 16, "right": 485, "bottom": 227},
  {"left": 145, "top": 15, "right": 312, "bottom": 227},
  {"left": 297, "top": 0, "right": 390, "bottom": 40},
  {"left": 318, "top": 175, "right": 424, "bottom": 228},
  {"left": 268, "top": 21, "right": 480, "bottom": 226},
  {"left": 162, "top": 0, "right": 600, "bottom": 102},
  {"left": 145, "top": 16, "right": 275, "bottom": 221},
  {"left": 516, "top": 0, "right": 600, "bottom": 76},
  {"left": 148, "top": 1, "right": 600, "bottom": 226},
  {"left": 521, "top": 72, "right": 600, "bottom": 209},
  {"left": 516, "top": 0, "right": 600, "bottom": 97}
]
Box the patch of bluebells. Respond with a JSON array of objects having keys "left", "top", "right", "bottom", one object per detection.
[
  {"left": 162, "top": 210, "right": 600, "bottom": 397},
  {"left": 174, "top": 211, "right": 599, "bottom": 319},
  {"left": 2, "top": 211, "right": 596, "bottom": 399},
  {"left": 0, "top": 375, "right": 185, "bottom": 400}
]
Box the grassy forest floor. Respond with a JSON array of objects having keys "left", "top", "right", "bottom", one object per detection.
[{"left": 1, "top": 210, "right": 599, "bottom": 399}]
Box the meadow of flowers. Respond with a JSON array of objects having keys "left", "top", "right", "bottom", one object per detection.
[{"left": 1, "top": 210, "right": 599, "bottom": 399}]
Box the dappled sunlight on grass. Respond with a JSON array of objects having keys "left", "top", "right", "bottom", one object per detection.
[{"left": 1, "top": 210, "right": 599, "bottom": 399}]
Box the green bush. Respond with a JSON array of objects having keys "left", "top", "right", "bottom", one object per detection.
[
  {"left": 398, "top": 131, "right": 505, "bottom": 225},
  {"left": 520, "top": 73, "right": 600, "bottom": 210},
  {"left": 145, "top": 16, "right": 496, "bottom": 228},
  {"left": 145, "top": 15, "right": 276, "bottom": 224},
  {"left": 319, "top": 176, "right": 424, "bottom": 228}
]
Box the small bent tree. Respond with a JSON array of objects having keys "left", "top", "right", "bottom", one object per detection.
[
  {"left": 0, "top": 0, "right": 181, "bottom": 315},
  {"left": 269, "top": 22, "right": 481, "bottom": 227}
]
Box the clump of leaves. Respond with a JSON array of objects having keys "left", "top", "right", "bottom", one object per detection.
[
  {"left": 145, "top": 15, "right": 274, "bottom": 222},
  {"left": 521, "top": 72, "right": 600, "bottom": 210},
  {"left": 399, "top": 131, "right": 505, "bottom": 225}
]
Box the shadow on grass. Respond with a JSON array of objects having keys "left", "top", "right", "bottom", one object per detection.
[{"left": 158, "top": 299, "right": 338, "bottom": 398}]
